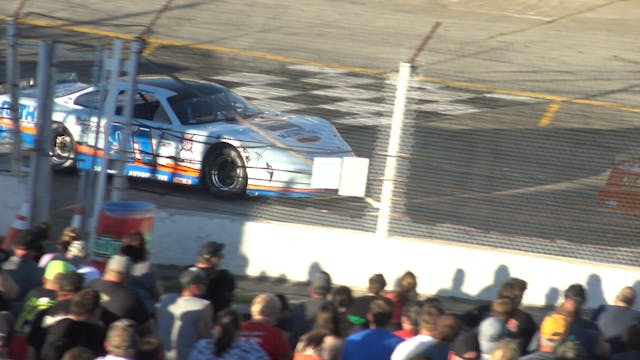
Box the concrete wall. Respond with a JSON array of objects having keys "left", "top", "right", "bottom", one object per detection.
[
  {"left": 150, "top": 208, "right": 640, "bottom": 309},
  {"left": 2, "top": 171, "right": 639, "bottom": 309}
]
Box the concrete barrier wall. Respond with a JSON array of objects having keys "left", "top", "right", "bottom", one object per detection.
[
  {"left": 150, "top": 208, "right": 640, "bottom": 309},
  {"left": 3, "top": 172, "right": 639, "bottom": 309}
]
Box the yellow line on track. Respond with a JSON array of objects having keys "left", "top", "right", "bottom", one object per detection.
[
  {"left": 4, "top": 16, "right": 640, "bottom": 115},
  {"left": 538, "top": 102, "right": 561, "bottom": 127}
]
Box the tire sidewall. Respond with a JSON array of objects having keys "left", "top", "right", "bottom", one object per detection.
[{"left": 203, "top": 146, "right": 248, "bottom": 197}]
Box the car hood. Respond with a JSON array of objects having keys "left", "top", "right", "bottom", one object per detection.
[{"left": 194, "top": 113, "right": 353, "bottom": 156}]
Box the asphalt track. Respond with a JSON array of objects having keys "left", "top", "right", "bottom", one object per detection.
[{"left": 2, "top": 0, "right": 640, "bottom": 266}]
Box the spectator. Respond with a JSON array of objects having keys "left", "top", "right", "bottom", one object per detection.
[
  {"left": 27, "top": 271, "right": 85, "bottom": 360},
  {"left": 40, "top": 289, "right": 107, "bottom": 360},
  {"left": 562, "top": 284, "right": 599, "bottom": 332},
  {"left": 190, "top": 308, "right": 269, "bottom": 360},
  {"left": 291, "top": 271, "right": 332, "bottom": 347},
  {"left": 239, "top": 292, "right": 290, "bottom": 360},
  {"left": 38, "top": 226, "right": 80, "bottom": 268},
  {"left": 120, "top": 231, "right": 162, "bottom": 315},
  {"left": 16, "top": 259, "right": 73, "bottom": 334},
  {"left": 294, "top": 302, "right": 344, "bottom": 360},
  {"left": 391, "top": 304, "right": 443, "bottom": 360},
  {"left": 342, "top": 299, "right": 403, "bottom": 360},
  {"left": 554, "top": 339, "right": 588, "bottom": 360},
  {"left": 478, "top": 317, "right": 512, "bottom": 357},
  {"left": 2, "top": 230, "right": 43, "bottom": 304},
  {"left": 346, "top": 274, "right": 394, "bottom": 333},
  {"left": 385, "top": 271, "right": 419, "bottom": 331},
  {"left": 275, "top": 293, "right": 294, "bottom": 339},
  {"left": 461, "top": 277, "right": 536, "bottom": 351},
  {"left": 420, "top": 314, "right": 462, "bottom": 360},
  {"left": 612, "top": 323, "right": 640, "bottom": 360},
  {"left": 328, "top": 286, "right": 353, "bottom": 337},
  {"left": 27, "top": 222, "right": 49, "bottom": 264},
  {"left": 136, "top": 335, "right": 164, "bottom": 360},
  {"left": 11, "top": 259, "right": 73, "bottom": 359},
  {"left": 65, "top": 240, "right": 101, "bottom": 285},
  {"left": 61, "top": 346, "right": 96, "bottom": 360},
  {"left": 556, "top": 289, "right": 610, "bottom": 359},
  {"left": 393, "top": 302, "right": 421, "bottom": 339},
  {"left": 0, "top": 310, "right": 14, "bottom": 360},
  {"left": 194, "top": 241, "right": 236, "bottom": 318},
  {"left": 489, "top": 339, "right": 520, "bottom": 360},
  {"left": 521, "top": 313, "right": 569, "bottom": 360},
  {"left": 447, "top": 330, "right": 481, "bottom": 360},
  {"left": 591, "top": 286, "right": 640, "bottom": 355},
  {"left": 156, "top": 266, "right": 213, "bottom": 360},
  {"left": 86, "top": 254, "right": 151, "bottom": 333},
  {"left": 96, "top": 318, "right": 140, "bottom": 360}
]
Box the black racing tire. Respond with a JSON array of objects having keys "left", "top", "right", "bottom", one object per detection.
[
  {"left": 50, "top": 123, "right": 76, "bottom": 171},
  {"left": 202, "top": 145, "right": 248, "bottom": 197}
]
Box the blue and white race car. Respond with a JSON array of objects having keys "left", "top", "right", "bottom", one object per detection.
[{"left": 0, "top": 76, "right": 358, "bottom": 197}]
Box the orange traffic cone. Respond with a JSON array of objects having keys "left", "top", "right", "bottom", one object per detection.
[
  {"left": 70, "top": 206, "right": 84, "bottom": 229},
  {"left": 2, "top": 201, "right": 31, "bottom": 250}
]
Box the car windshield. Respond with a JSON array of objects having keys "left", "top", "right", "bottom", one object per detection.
[{"left": 168, "top": 89, "right": 261, "bottom": 125}]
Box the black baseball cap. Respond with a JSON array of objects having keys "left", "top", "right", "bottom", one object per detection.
[{"left": 198, "top": 241, "right": 224, "bottom": 259}]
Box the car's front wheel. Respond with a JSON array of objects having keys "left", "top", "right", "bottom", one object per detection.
[
  {"left": 202, "top": 145, "right": 248, "bottom": 197},
  {"left": 50, "top": 123, "right": 76, "bottom": 171}
]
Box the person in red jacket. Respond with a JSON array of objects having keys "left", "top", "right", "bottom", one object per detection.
[{"left": 239, "top": 293, "right": 290, "bottom": 360}]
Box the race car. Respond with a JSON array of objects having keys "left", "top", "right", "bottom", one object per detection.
[
  {"left": 598, "top": 152, "right": 640, "bottom": 215},
  {"left": 0, "top": 76, "right": 359, "bottom": 197}
]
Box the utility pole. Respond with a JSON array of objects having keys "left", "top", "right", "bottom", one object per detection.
[
  {"left": 30, "top": 41, "right": 56, "bottom": 225},
  {"left": 6, "top": 18, "right": 21, "bottom": 175},
  {"left": 111, "top": 38, "right": 144, "bottom": 201}
]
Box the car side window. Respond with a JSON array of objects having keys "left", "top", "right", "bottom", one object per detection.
[{"left": 73, "top": 90, "right": 102, "bottom": 109}]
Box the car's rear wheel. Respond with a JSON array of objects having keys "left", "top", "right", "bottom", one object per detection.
[
  {"left": 50, "top": 123, "right": 76, "bottom": 171},
  {"left": 202, "top": 145, "right": 248, "bottom": 197}
]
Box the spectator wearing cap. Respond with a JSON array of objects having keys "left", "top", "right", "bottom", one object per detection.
[
  {"left": 38, "top": 226, "right": 81, "bottom": 269},
  {"left": 194, "top": 241, "right": 236, "bottom": 318},
  {"left": 190, "top": 308, "right": 269, "bottom": 360},
  {"left": 2, "top": 230, "right": 43, "bottom": 304},
  {"left": 119, "top": 231, "right": 163, "bottom": 316},
  {"left": 385, "top": 271, "right": 419, "bottom": 331},
  {"left": 290, "top": 270, "right": 332, "bottom": 347},
  {"left": 346, "top": 273, "right": 395, "bottom": 333},
  {"left": 343, "top": 298, "right": 403, "bottom": 360},
  {"left": 86, "top": 254, "right": 151, "bottom": 334},
  {"left": 40, "top": 289, "right": 107, "bottom": 360},
  {"left": 391, "top": 304, "right": 444, "bottom": 360},
  {"left": 27, "top": 271, "right": 85, "bottom": 360},
  {"left": 10, "top": 259, "right": 73, "bottom": 359},
  {"left": 156, "top": 266, "right": 214, "bottom": 360},
  {"left": 96, "top": 318, "right": 139, "bottom": 360},
  {"left": 521, "top": 313, "right": 569, "bottom": 360},
  {"left": 239, "top": 292, "right": 290, "bottom": 360},
  {"left": 591, "top": 286, "right": 640, "bottom": 355}
]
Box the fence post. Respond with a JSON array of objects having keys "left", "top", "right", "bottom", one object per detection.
[{"left": 376, "top": 62, "right": 412, "bottom": 238}]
